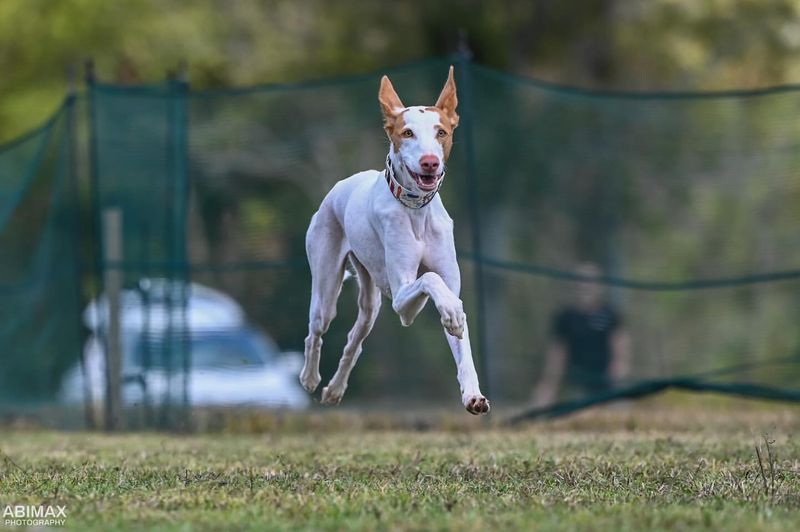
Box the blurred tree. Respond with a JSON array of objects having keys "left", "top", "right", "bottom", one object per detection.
[{"left": 4, "top": 0, "right": 800, "bottom": 142}]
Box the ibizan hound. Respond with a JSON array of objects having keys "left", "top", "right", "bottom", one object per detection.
[{"left": 299, "top": 66, "right": 490, "bottom": 415}]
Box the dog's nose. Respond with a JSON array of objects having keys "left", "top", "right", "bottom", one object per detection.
[{"left": 419, "top": 155, "right": 440, "bottom": 174}]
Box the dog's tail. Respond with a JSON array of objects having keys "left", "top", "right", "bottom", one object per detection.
[{"left": 343, "top": 255, "right": 357, "bottom": 283}]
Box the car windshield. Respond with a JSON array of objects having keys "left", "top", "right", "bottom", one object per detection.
[{"left": 130, "top": 329, "right": 276, "bottom": 369}]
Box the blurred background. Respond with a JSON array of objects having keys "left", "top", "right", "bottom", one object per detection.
[
  {"left": 3, "top": 0, "right": 800, "bottom": 429},
  {"left": 6, "top": 0, "right": 800, "bottom": 141}
]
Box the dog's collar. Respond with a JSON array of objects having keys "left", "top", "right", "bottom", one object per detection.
[{"left": 384, "top": 155, "right": 444, "bottom": 209}]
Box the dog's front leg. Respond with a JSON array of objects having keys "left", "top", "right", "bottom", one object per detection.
[
  {"left": 384, "top": 225, "right": 487, "bottom": 413},
  {"left": 445, "top": 323, "right": 490, "bottom": 414},
  {"left": 391, "top": 272, "right": 466, "bottom": 338},
  {"left": 426, "top": 250, "right": 489, "bottom": 414},
  {"left": 392, "top": 273, "right": 488, "bottom": 414}
]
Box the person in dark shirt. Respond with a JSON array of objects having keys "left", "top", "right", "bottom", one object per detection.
[{"left": 533, "top": 263, "right": 630, "bottom": 406}]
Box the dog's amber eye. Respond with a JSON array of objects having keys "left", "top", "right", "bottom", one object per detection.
[
  {"left": 437, "top": 129, "right": 448, "bottom": 137},
  {"left": 402, "top": 129, "right": 414, "bottom": 138}
]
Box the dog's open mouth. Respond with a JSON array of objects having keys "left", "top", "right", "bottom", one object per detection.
[{"left": 409, "top": 170, "right": 442, "bottom": 192}]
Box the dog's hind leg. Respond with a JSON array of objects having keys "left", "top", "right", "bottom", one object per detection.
[
  {"left": 321, "top": 254, "right": 381, "bottom": 405},
  {"left": 300, "top": 207, "right": 348, "bottom": 393}
]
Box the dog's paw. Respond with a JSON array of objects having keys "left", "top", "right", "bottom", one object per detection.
[
  {"left": 299, "top": 365, "right": 321, "bottom": 393},
  {"left": 463, "top": 395, "right": 490, "bottom": 415},
  {"left": 437, "top": 298, "right": 466, "bottom": 339},
  {"left": 321, "top": 385, "right": 345, "bottom": 405}
]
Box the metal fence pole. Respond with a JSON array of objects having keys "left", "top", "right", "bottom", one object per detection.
[
  {"left": 66, "top": 65, "right": 95, "bottom": 430},
  {"left": 172, "top": 64, "right": 191, "bottom": 430},
  {"left": 84, "top": 59, "right": 111, "bottom": 430},
  {"left": 102, "top": 208, "right": 124, "bottom": 431}
]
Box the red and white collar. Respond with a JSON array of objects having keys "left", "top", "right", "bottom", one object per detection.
[{"left": 384, "top": 155, "right": 444, "bottom": 209}]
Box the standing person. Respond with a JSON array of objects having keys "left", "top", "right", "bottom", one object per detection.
[{"left": 533, "top": 263, "right": 631, "bottom": 406}]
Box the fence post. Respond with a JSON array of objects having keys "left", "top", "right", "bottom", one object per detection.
[
  {"left": 102, "top": 208, "right": 124, "bottom": 430},
  {"left": 172, "top": 63, "right": 192, "bottom": 430},
  {"left": 66, "top": 64, "right": 96, "bottom": 430},
  {"left": 456, "top": 39, "right": 492, "bottom": 401},
  {"left": 84, "top": 59, "right": 113, "bottom": 430}
]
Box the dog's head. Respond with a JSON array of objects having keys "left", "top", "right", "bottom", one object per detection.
[{"left": 379, "top": 66, "right": 459, "bottom": 192}]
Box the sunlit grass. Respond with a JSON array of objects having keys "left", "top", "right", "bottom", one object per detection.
[{"left": 2, "top": 398, "right": 800, "bottom": 530}]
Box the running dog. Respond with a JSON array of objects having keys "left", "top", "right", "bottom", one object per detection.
[{"left": 299, "top": 66, "right": 490, "bottom": 415}]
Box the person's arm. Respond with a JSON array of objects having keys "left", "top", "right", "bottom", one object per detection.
[
  {"left": 609, "top": 329, "right": 631, "bottom": 383},
  {"left": 532, "top": 341, "right": 567, "bottom": 407}
]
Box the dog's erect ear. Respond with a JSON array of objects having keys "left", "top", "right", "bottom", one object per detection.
[
  {"left": 379, "top": 75, "right": 405, "bottom": 122},
  {"left": 435, "top": 65, "right": 459, "bottom": 128}
]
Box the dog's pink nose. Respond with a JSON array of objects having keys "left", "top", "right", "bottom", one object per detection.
[{"left": 419, "top": 155, "right": 440, "bottom": 174}]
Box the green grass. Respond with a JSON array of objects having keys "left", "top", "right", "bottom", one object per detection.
[{"left": 1, "top": 399, "right": 800, "bottom": 530}]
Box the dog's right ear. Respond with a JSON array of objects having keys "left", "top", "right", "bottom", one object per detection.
[{"left": 379, "top": 75, "right": 405, "bottom": 124}]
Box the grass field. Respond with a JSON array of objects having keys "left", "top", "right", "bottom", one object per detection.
[{"left": 1, "top": 396, "right": 799, "bottom": 531}]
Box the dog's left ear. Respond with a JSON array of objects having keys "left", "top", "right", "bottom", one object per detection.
[{"left": 435, "top": 65, "right": 459, "bottom": 129}]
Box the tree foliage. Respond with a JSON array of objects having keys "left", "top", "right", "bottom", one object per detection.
[{"left": 3, "top": 0, "right": 800, "bottom": 141}]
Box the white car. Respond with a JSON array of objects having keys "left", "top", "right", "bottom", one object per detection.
[{"left": 61, "top": 279, "right": 309, "bottom": 409}]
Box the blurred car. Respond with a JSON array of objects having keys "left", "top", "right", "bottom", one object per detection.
[{"left": 61, "top": 278, "right": 309, "bottom": 409}]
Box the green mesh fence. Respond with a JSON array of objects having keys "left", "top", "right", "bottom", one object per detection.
[
  {"left": 0, "top": 98, "right": 82, "bottom": 410},
  {"left": 3, "top": 57, "right": 800, "bottom": 428}
]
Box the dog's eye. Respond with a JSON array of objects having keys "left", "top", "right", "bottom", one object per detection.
[
  {"left": 402, "top": 129, "right": 414, "bottom": 138},
  {"left": 437, "top": 129, "right": 448, "bottom": 137}
]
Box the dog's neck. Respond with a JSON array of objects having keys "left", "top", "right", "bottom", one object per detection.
[{"left": 384, "top": 151, "right": 444, "bottom": 209}]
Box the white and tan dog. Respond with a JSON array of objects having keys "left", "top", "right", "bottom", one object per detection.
[{"left": 299, "top": 66, "right": 490, "bottom": 415}]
